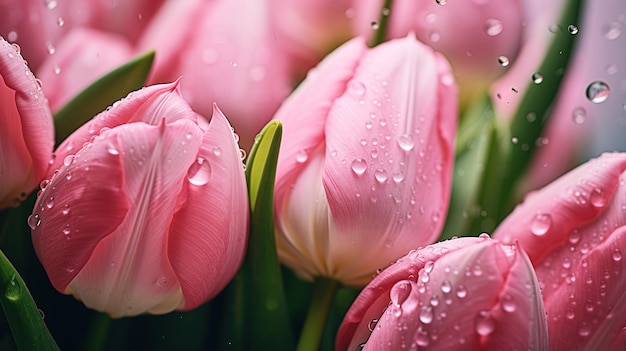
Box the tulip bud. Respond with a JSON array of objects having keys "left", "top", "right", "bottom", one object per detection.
[
  {"left": 352, "top": 0, "right": 523, "bottom": 102},
  {"left": 0, "top": 37, "right": 54, "bottom": 209},
  {"left": 30, "top": 82, "right": 248, "bottom": 318},
  {"left": 273, "top": 34, "right": 457, "bottom": 287},
  {"left": 493, "top": 152, "right": 626, "bottom": 350},
  {"left": 336, "top": 236, "right": 548, "bottom": 351}
]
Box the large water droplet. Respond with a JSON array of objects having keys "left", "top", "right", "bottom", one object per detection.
[
  {"left": 441, "top": 280, "right": 452, "bottom": 294},
  {"left": 484, "top": 19, "right": 503, "bottom": 36},
  {"left": 498, "top": 55, "right": 510, "bottom": 67},
  {"left": 374, "top": 168, "right": 388, "bottom": 183},
  {"left": 612, "top": 249, "right": 623, "bottom": 262},
  {"left": 45, "top": 196, "right": 55, "bottom": 209},
  {"left": 530, "top": 213, "right": 552, "bottom": 236},
  {"left": 586, "top": 81, "right": 610, "bottom": 103},
  {"left": 351, "top": 158, "right": 368, "bottom": 175},
  {"left": 456, "top": 285, "right": 467, "bottom": 299},
  {"left": 187, "top": 157, "right": 211, "bottom": 186},
  {"left": 348, "top": 80, "right": 366, "bottom": 97},
  {"left": 390, "top": 281, "right": 411, "bottom": 307},
  {"left": 419, "top": 305, "right": 434, "bottom": 324},
  {"left": 63, "top": 155, "right": 75, "bottom": 167},
  {"left": 475, "top": 311, "right": 495, "bottom": 336},
  {"left": 532, "top": 73, "right": 544, "bottom": 84},
  {"left": 27, "top": 214, "right": 41, "bottom": 230},
  {"left": 589, "top": 188, "right": 608, "bottom": 208},
  {"left": 367, "top": 318, "right": 378, "bottom": 332},
  {"left": 572, "top": 107, "right": 586, "bottom": 124},
  {"left": 568, "top": 24, "right": 579, "bottom": 35},
  {"left": 501, "top": 295, "right": 517, "bottom": 312},
  {"left": 397, "top": 134, "right": 414, "bottom": 151},
  {"left": 295, "top": 150, "right": 308, "bottom": 163}
]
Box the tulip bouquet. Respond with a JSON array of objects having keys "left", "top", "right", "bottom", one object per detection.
[{"left": 0, "top": 0, "right": 625, "bottom": 350}]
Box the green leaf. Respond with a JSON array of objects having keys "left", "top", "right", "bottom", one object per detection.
[
  {"left": 53, "top": 51, "right": 155, "bottom": 145},
  {"left": 0, "top": 249, "right": 59, "bottom": 351},
  {"left": 495, "top": 0, "right": 584, "bottom": 219},
  {"left": 220, "top": 120, "right": 294, "bottom": 350}
]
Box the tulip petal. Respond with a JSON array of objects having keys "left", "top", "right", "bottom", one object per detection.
[
  {"left": 494, "top": 152, "right": 626, "bottom": 263},
  {"left": 168, "top": 105, "right": 248, "bottom": 310},
  {"left": 322, "top": 35, "right": 457, "bottom": 285},
  {"left": 66, "top": 119, "right": 204, "bottom": 317},
  {"left": 36, "top": 27, "right": 134, "bottom": 111},
  {"left": 0, "top": 38, "right": 54, "bottom": 207}
]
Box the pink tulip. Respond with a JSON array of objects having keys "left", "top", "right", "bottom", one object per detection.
[
  {"left": 0, "top": 0, "right": 164, "bottom": 69},
  {"left": 0, "top": 37, "right": 54, "bottom": 209},
  {"left": 352, "top": 0, "right": 523, "bottom": 102},
  {"left": 273, "top": 34, "right": 457, "bottom": 287},
  {"left": 336, "top": 236, "right": 548, "bottom": 351},
  {"left": 29, "top": 81, "right": 248, "bottom": 317},
  {"left": 493, "top": 152, "right": 626, "bottom": 350},
  {"left": 137, "top": 0, "right": 293, "bottom": 151},
  {"left": 36, "top": 27, "right": 134, "bottom": 111}
]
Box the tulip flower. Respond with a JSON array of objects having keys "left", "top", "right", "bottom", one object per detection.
[
  {"left": 493, "top": 152, "right": 626, "bottom": 350},
  {"left": 137, "top": 0, "right": 293, "bottom": 151},
  {"left": 273, "top": 34, "right": 457, "bottom": 287},
  {"left": 29, "top": 81, "right": 248, "bottom": 318},
  {"left": 0, "top": 37, "right": 54, "bottom": 209},
  {"left": 352, "top": 0, "right": 523, "bottom": 103},
  {"left": 336, "top": 236, "right": 548, "bottom": 350},
  {"left": 36, "top": 27, "right": 134, "bottom": 111},
  {"left": 0, "top": 0, "right": 164, "bottom": 69}
]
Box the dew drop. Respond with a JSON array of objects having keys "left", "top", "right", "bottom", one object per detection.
[
  {"left": 46, "top": 42, "right": 56, "bottom": 55},
  {"left": 530, "top": 213, "right": 552, "bottom": 236},
  {"left": 586, "top": 81, "right": 610, "bottom": 103},
  {"left": 498, "top": 55, "right": 510, "bottom": 67},
  {"left": 475, "top": 311, "right": 495, "bottom": 336},
  {"left": 374, "top": 168, "right": 388, "bottom": 183},
  {"left": 63, "top": 224, "right": 71, "bottom": 235},
  {"left": 348, "top": 80, "right": 366, "bottom": 97},
  {"left": 27, "top": 214, "right": 41, "bottom": 230},
  {"left": 45, "top": 196, "right": 55, "bottom": 209},
  {"left": 390, "top": 281, "right": 411, "bottom": 306},
  {"left": 419, "top": 305, "right": 434, "bottom": 324},
  {"left": 351, "top": 158, "right": 368, "bottom": 175},
  {"left": 392, "top": 172, "right": 404, "bottom": 183},
  {"left": 397, "top": 134, "right": 414, "bottom": 151},
  {"left": 367, "top": 319, "right": 378, "bottom": 332},
  {"left": 57, "top": 17, "right": 65, "bottom": 27},
  {"left": 578, "top": 323, "right": 592, "bottom": 337},
  {"left": 441, "top": 280, "right": 452, "bottom": 294},
  {"left": 456, "top": 285, "right": 467, "bottom": 299},
  {"left": 603, "top": 22, "right": 622, "bottom": 40},
  {"left": 589, "top": 188, "right": 608, "bottom": 208},
  {"left": 501, "top": 295, "right": 517, "bottom": 312},
  {"left": 532, "top": 73, "right": 544, "bottom": 84},
  {"left": 40, "top": 179, "right": 50, "bottom": 190},
  {"left": 572, "top": 107, "right": 586, "bottom": 124},
  {"left": 212, "top": 147, "right": 222, "bottom": 156},
  {"left": 365, "top": 121, "right": 373, "bottom": 129},
  {"left": 295, "top": 150, "right": 308, "bottom": 163},
  {"left": 568, "top": 24, "right": 579, "bottom": 35},
  {"left": 107, "top": 144, "right": 119, "bottom": 155},
  {"left": 45, "top": 0, "right": 58, "bottom": 10},
  {"left": 187, "top": 157, "right": 211, "bottom": 186},
  {"left": 612, "top": 249, "right": 622, "bottom": 262},
  {"left": 371, "top": 21, "right": 379, "bottom": 30},
  {"left": 63, "top": 155, "right": 75, "bottom": 167},
  {"left": 484, "top": 19, "right": 503, "bottom": 36},
  {"left": 435, "top": 0, "right": 447, "bottom": 5},
  {"left": 156, "top": 276, "right": 168, "bottom": 286}
]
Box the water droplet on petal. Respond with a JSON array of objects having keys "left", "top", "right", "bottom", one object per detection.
[
  {"left": 475, "top": 311, "right": 496, "bottom": 336},
  {"left": 568, "top": 24, "right": 579, "bottom": 35},
  {"left": 572, "top": 107, "right": 586, "bottom": 124},
  {"left": 502, "top": 295, "right": 517, "bottom": 312},
  {"left": 612, "top": 249, "right": 622, "bottom": 262},
  {"left": 586, "top": 81, "right": 610, "bottom": 103},
  {"left": 45, "top": 0, "right": 58, "bottom": 10},
  {"left": 441, "top": 280, "right": 452, "bottom": 294},
  {"left": 45, "top": 196, "right": 55, "bottom": 209},
  {"left": 419, "top": 305, "right": 434, "bottom": 324},
  {"left": 374, "top": 168, "right": 388, "bottom": 183},
  {"left": 484, "top": 19, "right": 503, "bottom": 36},
  {"left": 530, "top": 213, "right": 552, "bottom": 236},
  {"left": 212, "top": 147, "right": 222, "bottom": 156},
  {"left": 456, "top": 285, "right": 467, "bottom": 299},
  {"left": 351, "top": 158, "right": 368, "bottom": 175},
  {"left": 62, "top": 204, "right": 70, "bottom": 215},
  {"left": 590, "top": 188, "right": 608, "bottom": 208},
  {"left": 63, "top": 224, "right": 71, "bottom": 235},
  {"left": 348, "top": 80, "right": 366, "bottom": 97},
  {"left": 603, "top": 21, "right": 622, "bottom": 40},
  {"left": 532, "top": 73, "right": 544, "bottom": 84},
  {"left": 435, "top": 0, "right": 447, "bottom": 5},
  {"left": 187, "top": 157, "right": 211, "bottom": 186},
  {"left": 27, "top": 214, "right": 41, "bottom": 230},
  {"left": 397, "top": 134, "right": 414, "bottom": 151},
  {"left": 367, "top": 318, "right": 378, "bottom": 331},
  {"left": 57, "top": 17, "right": 65, "bottom": 27},
  {"left": 498, "top": 55, "right": 510, "bottom": 67},
  {"left": 63, "top": 155, "right": 75, "bottom": 167},
  {"left": 295, "top": 150, "right": 308, "bottom": 163},
  {"left": 390, "top": 281, "right": 412, "bottom": 307}
]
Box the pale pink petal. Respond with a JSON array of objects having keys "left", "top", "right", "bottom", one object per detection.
[
  {"left": 168, "top": 105, "right": 248, "bottom": 310},
  {"left": 36, "top": 27, "right": 134, "bottom": 111}
]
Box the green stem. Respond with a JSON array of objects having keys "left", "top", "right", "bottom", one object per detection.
[
  {"left": 82, "top": 312, "right": 112, "bottom": 351},
  {"left": 296, "top": 277, "right": 340, "bottom": 351},
  {"left": 369, "top": 0, "right": 393, "bottom": 47}
]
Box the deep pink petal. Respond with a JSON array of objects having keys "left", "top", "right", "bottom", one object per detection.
[
  {"left": 0, "top": 37, "right": 54, "bottom": 208},
  {"left": 493, "top": 152, "right": 626, "bottom": 263},
  {"left": 168, "top": 105, "right": 248, "bottom": 310},
  {"left": 67, "top": 119, "right": 204, "bottom": 317}
]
